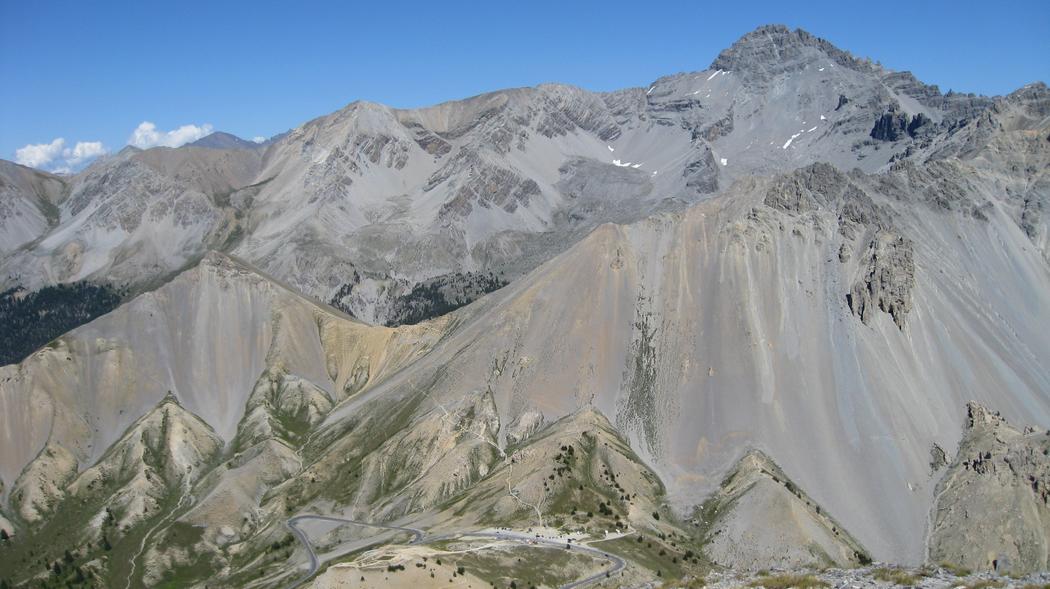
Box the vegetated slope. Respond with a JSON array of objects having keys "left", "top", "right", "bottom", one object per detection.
[
  {"left": 0, "top": 252, "right": 447, "bottom": 587},
  {"left": 0, "top": 25, "right": 1003, "bottom": 328},
  {"left": 0, "top": 282, "right": 124, "bottom": 365},
  {"left": 0, "top": 252, "right": 443, "bottom": 494}
]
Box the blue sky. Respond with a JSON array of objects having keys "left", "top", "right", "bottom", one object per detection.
[{"left": 2, "top": 0, "right": 1048, "bottom": 171}]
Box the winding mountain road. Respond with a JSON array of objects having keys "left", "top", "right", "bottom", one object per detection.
[
  {"left": 286, "top": 515, "right": 424, "bottom": 588},
  {"left": 285, "top": 515, "right": 626, "bottom": 589}
]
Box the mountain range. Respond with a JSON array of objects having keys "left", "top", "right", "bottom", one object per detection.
[{"left": 0, "top": 24, "right": 1048, "bottom": 589}]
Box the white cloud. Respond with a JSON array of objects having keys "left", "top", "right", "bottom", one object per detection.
[
  {"left": 63, "top": 141, "right": 107, "bottom": 166},
  {"left": 15, "top": 138, "right": 66, "bottom": 168},
  {"left": 14, "top": 138, "right": 107, "bottom": 172},
  {"left": 129, "top": 121, "right": 213, "bottom": 149},
  {"left": 252, "top": 136, "right": 266, "bottom": 144}
]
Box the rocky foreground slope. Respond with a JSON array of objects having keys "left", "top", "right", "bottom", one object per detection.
[
  {"left": 928, "top": 403, "right": 1050, "bottom": 574},
  {"left": 0, "top": 24, "right": 1049, "bottom": 589}
]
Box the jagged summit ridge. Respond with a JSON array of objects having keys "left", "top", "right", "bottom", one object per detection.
[{"left": 710, "top": 24, "right": 880, "bottom": 78}]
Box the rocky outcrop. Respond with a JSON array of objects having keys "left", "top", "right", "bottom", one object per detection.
[
  {"left": 837, "top": 183, "right": 889, "bottom": 238},
  {"left": 761, "top": 161, "right": 893, "bottom": 240},
  {"left": 928, "top": 403, "right": 1050, "bottom": 575},
  {"left": 1022, "top": 195, "right": 1044, "bottom": 240},
  {"left": 696, "top": 450, "right": 870, "bottom": 570},
  {"left": 504, "top": 409, "right": 544, "bottom": 446},
  {"left": 403, "top": 121, "right": 452, "bottom": 156},
  {"left": 882, "top": 70, "right": 995, "bottom": 123},
  {"left": 847, "top": 230, "right": 915, "bottom": 329},
  {"left": 870, "top": 107, "right": 910, "bottom": 142},
  {"left": 871, "top": 104, "right": 933, "bottom": 142},
  {"left": 427, "top": 148, "right": 541, "bottom": 217},
  {"left": 683, "top": 147, "right": 720, "bottom": 194},
  {"left": 534, "top": 83, "right": 621, "bottom": 141},
  {"left": 907, "top": 112, "right": 932, "bottom": 136},
  {"left": 699, "top": 107, "right": 735, "bottom": 142},
  {"left": 351, "top": 133, "right": 410, "bottom": 169},
  {"left": 763, "top": 162, "right": 850, "bottom": 213}
]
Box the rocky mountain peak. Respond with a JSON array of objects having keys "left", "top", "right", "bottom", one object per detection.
[
  {"left": 188, "top": 131, "right": 262, "bottom": 150},
  {"left": 710, "top": 24, "right": 875, "bottom": 77},
  {"left": 114, "top": 145, "right": 142, "bottom": 158},
  {"left": 1001, "top": 81, "right": 1050, "bottom": 117}
]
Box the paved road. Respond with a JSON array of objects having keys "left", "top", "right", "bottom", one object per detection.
[
  {"left": 285, "top": 515, "right": 424, "bottom": 588},
  {"left": 285, "top": 516, "right": 626, "bottom": 589}
]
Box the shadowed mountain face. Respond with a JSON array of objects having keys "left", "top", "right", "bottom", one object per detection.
[{"left": 1, "top": 25, "right": 1049, "bottom": 588}]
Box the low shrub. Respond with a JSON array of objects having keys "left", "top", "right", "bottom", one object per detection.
[
  {"left": 872, "top": 567, "right": 919, "bottom": 586},
  {"left": 748, "top": 574, "right": 828, "bottom": 589}
]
